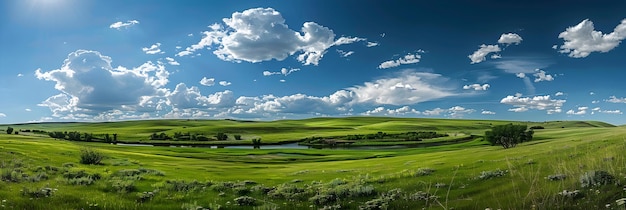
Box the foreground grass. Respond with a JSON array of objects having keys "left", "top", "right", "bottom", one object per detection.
[{"left": 0, "top": 118, "right": 625, "bottom": 209}]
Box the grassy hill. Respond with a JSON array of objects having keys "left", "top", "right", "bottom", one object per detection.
[{"left": 0, "top": 117, "right": 624, "bottom": 209}]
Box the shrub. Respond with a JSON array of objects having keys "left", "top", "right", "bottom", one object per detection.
[
  {"left": 27, "top": 172, "right": 49, "bottom": 182},
  {"left": 478, "top": 169, "right": 508, "bottom": 180},
  {"left": 62, "top": 162, "right": 75, "bottom": 168},
  {"left": 109, "top": 179, "right": 136, "bottom": 193},
  {"left": 310, "top": 194, "right": 336, "bottom": 206},
  {"left": 136, "top": 190, "right": 158, "bottom": 203},
  {"left": 63, "top": 170, "right": 101, "bottom": 185},
  {"left": 415, "top": 168, "right": 435, "bottom": 176},
  {"left": 234, "top": 196, "right": 258, "bottom": 206},
  {"left": 162, "top": 180, "right": 210, "bottom": 192},
  {"left": 558, "top": 190, "right": 583, "bottom": 199},
  {"left": 138, "top": 168, "right": 165, "bottom": 176},
  {"left": 21, "top": 186, "right": 56, "bottom": 198},
  {"left": 114, "top": 169, "right": 142, "bottom": 177},
  {"left": 579, "top": 170, "right": 615, "bottom": 188},
  {"left": 234, "top": 134, "right": 242, "bottom": 140},
  {"left": 1, "top": 169, "right": 24, "bottom": 182},
  {"left": 79, "top": 148, "right": 104, "bottom": 165},
  {"left": 546, "top": 174, "right": 567, "bottom": 181}
]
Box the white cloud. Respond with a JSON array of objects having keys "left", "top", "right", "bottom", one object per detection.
[
  {"left": 508, "top": 107, "right": 529, "bottom": 113},
  {"left": 17, "top": 73, "right": 24, "bottom": 77},
  {"left": 164, "top": 57, "right": 180, "bottom": 66},
  {"left": 334, "top": 37, "right": 366, "bottom": 46},
  {"left": 279, "top": 79, "right": 286, "bottom": 83},
  {"left": 25, "top": 108, "right": 31, "bottom": 112},
  {"left": 599, "top": 109, "right": 623, "bottom": 114},
  {"left": 263, "top": 68, "right": 300, "bottom": 77},
  {"left": 606, "top": 96, "right": 626, "bottom": 103},
  {"left": 533, "top": 69, "right": 554, "bottom": 82},
  {"left": 491, "top": 54, "right": 502, "bottom": 59},
  {"left": 337, "top": 50, "right": 355, "bottom": 57},
  {"left": 447, "top": 106, "right": 475, "bottom": 118},
  {"left": 592, "top": 100, "right": 600, "bottom": 104},
  {"left": 557, "top": 19, "right": 626, "bottom": 58},
  {"left": 590, "top": 92, "right": 596, "bottom": 95},
  {"left": 422, "top": 108, "right": 445, "bottom": 116},
  {"left": 463, "top": 83, "right": 490, "bottom": 91},
  {"left": 179, "top": 8, "right": 366, "bottom": 65},
  {"left": 498, "top": 33, "right": 523, "bottom": 45},
  {"left": 378, "top": 53, "right": 421, "bottom": 69},
  {"left": 468, "top": 44, "right": 501, "bottom": 64},
  {"left": 166, "top": 83, "right": 235, "bottom": 109},
  {"left": 552, "top": 45, "right": 558, "bottom": 49},
  {"left": 109, "top": 20, "right": 139, "bottom": 30},
  {"left": 515, "top": 73, "right": 526, "bottom": 78},
  {"left": 500, "top": 94, "right": 565, "bottom": 114},
  {"left": 219, "top": 81, "right": 231, "bottom": 86},
  {"left": 366, "top": 42, "right": 379, "bottom": 47},
  {"left": 142, "top": 43, "right": 163, "bottom": 54},
  {"left": 0, "top": 113, "right": 6, "bottom": 117},
  {"left": 481, "top": 110, "right": 496, "bottom": 115},
  {"left": 35, "top": 50, "right": 169, "bottom": 118},
  {"left": 347, "top": 71, "right": 456, "bottom": 105},
  {"left": 566, "top": 106, "right": 588, "bottom": 115},
  {"left": 555, "top": 92, "right": 564, "bottom": 96},
  {"left": 363, "top": 106, "right": 420, "bottom": 116},
  {"left": 199, "top": 77, "right": 215, "bottom": 86}
]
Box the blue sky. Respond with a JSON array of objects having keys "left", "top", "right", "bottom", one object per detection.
[{"left": 2, "top": 0, "right": 626, "bottom": 125}]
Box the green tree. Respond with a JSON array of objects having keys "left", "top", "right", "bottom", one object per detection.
[
  {"left": 6, "top": 127, "right": 13, "bottom": 134},
  {"left": 234, "top": 134, "right": 242, "bottom": 140},
  {"left": 485, "top": 124, "right": 533, "bottom": 149},
  {"left": 216, "top": 132, "right": 228, "bottom": 141}
]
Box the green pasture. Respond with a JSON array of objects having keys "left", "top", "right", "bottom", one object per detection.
[{"left": 0, "top": 117, "right": 624, "bottom": 209}]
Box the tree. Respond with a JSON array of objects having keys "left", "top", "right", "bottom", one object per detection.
[
  {"left": 216, "top": 132, "right": 228, "bottom": 141},
  {"left": 234, "top": 134, "right": 242, "bottom": 140},
  {"left": 485, "top": 124, "right": 533, "bottom": 149},
  {"left": 6, "top": 127, "right": 13, "bottom": 134}
]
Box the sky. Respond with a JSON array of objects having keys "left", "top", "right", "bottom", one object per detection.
[{"left": 2, "top": 0, "right": 626, "bottom": 125}]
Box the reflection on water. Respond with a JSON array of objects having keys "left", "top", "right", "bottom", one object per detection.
[{"left": 116, "top": 142, "right": 416, "bottom": 150}]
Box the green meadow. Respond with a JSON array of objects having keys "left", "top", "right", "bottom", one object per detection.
[{"left": 0, "top": 117, "right": 625, "bottom": 209}]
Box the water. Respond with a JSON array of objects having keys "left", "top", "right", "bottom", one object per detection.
[{"left": 116, "top": 142, "right": 414, "bottom": 150}]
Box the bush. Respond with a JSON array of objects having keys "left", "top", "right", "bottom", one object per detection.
[
  {"left": 21, "top": 186, "right": 56, "bottom": 198},
  {"left": 478, "top": 169, "right": 507, "bottom": 180},
  {"left": 234, "top": 134, "right": 242, "bottom": 140},
  {"left": 1, "top": 168, "right": 24, "bottom": 182},
  {"left": 109, "top": 179, "right": 136, "bottom": 193},
  {"left": 161, "top": 180, "right": 210, "bottom": 192},
  {"left": 63, "top": 170, "right": 101, "bottom": 185},
  {"left": 546, "top": 174, "right": 567, "bottom": 181},
  {"left": 579, "top": 170, "right": 615, "bottom": 188},
  {"left": 136, "top": 190, "right": 158, "bottom": 203},
  {"left": 79, "top": 148, "right": 104, "bottom": 165},
  {"left": 234, "top": 196, "right": 258, "bottom": 206}
]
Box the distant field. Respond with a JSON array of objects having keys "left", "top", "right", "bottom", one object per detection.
[{"left": 0, "top": 117, "right": 624, "bottom": 209}]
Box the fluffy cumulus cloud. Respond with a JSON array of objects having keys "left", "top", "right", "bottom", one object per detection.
[
  {"left": 481, "top": 110, "right": 496, "bottom": 115},
  {"left": 468, "top": 45, "right": 501, "bottom": 64},
  {"left": 469, "top": 33, "right": 523, "bottom": 64},
  {"left": 498, "top": 33, "right": 523, "bottom": 45},
  {"left": 142, "top": 43, "right": 163, "bottom": 54},
  {"left": 35, "top": 50, "right": 170, "bottom": 119},
  {"left": 178, "top": 8, "right": 367, "bottom": 65},
  {"left": 199, "top": 77, "right": 215, "bottom": 86},
  {"left": 606, "top": 96, "right": 626, "bottom": 103},
  {"left": 557, "top": 19, "right": 626, "bottom": 58},
  {"left": 533, "top": 69, "right": 554, "bottom": 82},
  {"left": 166, "top": 83, "right": 235, "bottom": 109},
  {"left": 347, "top": 71, "right": 456, "bottom": 105},
  {"left": 109, "top": 20, "right": 139, "bottom": 30},
  {"left": 463, "top": 83, "right": 490, "bottom": 91},
  {"left": 555, "top": 92, "right": 564, "bottom": 96},
  {"left": 219, "top": 81, "right": 231, "bottom": 86},
  {"left": 500, "top": 94, "right": 565, "bottom": 114},
  {"left": 262, "top": 68, "right": 300, "bottom": 76},
  {"left": 378, "top": 52, "right": 422, "bottom": 69},
  {"left": 566, "top": 106, "right": 588, "bottom": 115}
]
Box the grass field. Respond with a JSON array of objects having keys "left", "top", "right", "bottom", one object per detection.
[{"left": 1, "top": 117, "right": 625, "bottom": 209}]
